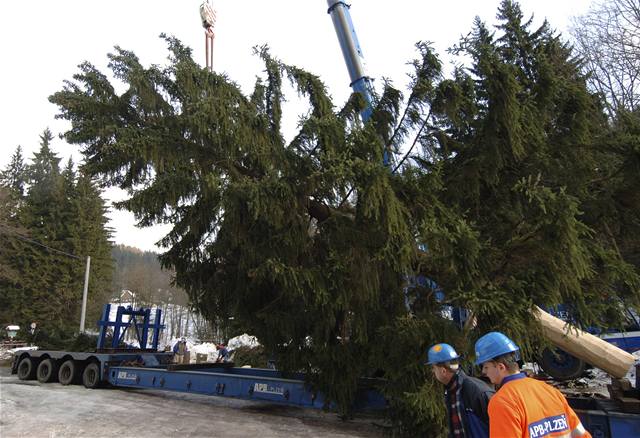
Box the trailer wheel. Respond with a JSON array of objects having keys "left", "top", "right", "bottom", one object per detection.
[
  {"left": 82, "top": 362, "right": 101, "bottom": 389},
  {"left": 58, "top": 360, "right": 80, "bottom": 385},
  {"left": 539, "top": 347, "right": 586, "bottom": 381},
  {"left": 36, "top": 358, "right": 58, "bottom": 383},
  {"left": 17, "top": 357, "right": 36, "bottom": 380}
]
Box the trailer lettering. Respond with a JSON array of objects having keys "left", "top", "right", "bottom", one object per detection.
[
  {"left": 117, "top": 371, "right": 138, "bottom": 381},
  {"left": 253, "top": 382, "right": 284, "bottom": 395}
]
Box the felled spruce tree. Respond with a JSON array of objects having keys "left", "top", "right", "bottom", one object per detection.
[
  {"left": 51, "top": 35, "right": 421, "bottom": 416},
  {"left": 50, "top": 1, "right": 638, "bottom": 434}
]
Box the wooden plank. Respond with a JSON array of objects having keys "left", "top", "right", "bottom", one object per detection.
[{"left": 534, "top": 306, "right": 636, "bottom": 379}]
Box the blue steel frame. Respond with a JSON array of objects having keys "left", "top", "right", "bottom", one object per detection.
[{"left": 96, "top": 304, "right": 164, "bottom": 350}]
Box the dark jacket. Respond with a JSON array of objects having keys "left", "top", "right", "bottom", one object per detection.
[{"left": 444, "top": 370, "right": 494, "bottom": 438}]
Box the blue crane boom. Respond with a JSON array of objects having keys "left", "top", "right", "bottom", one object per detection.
[
  {"left": 326, "top": 0, "right": 374, "bottom": 122},
  {"left": 326, "top": 0, "right": 390, "bottom": 166}
]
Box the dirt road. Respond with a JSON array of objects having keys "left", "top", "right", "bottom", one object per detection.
[{"left": 0, "top": 366, "right": 384, "bottom": 437}]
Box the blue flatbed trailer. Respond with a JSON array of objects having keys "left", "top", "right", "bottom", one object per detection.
[
  {"left": 10, "top": 304, "right": 384, "bottom": 411},
  {"left": 10, "top": 351, "right": 384, "bottom": 410}
]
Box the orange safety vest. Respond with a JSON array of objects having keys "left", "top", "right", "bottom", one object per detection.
[{"left": 488, "top": 373, "right": 591, "bottom": 438}]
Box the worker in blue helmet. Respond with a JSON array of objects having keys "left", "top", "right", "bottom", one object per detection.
[
  {"left": 427, "top": 343, "right": 494, "bottom": 438},
  {"left": 474, "top": 332, "right": 591, "bottom": 438}
]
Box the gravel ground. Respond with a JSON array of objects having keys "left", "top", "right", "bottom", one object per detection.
[{"left": 0, "top": 366, "right": 385, "bottom": 438}]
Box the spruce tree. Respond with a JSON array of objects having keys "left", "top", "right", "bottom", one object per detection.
[
  {"left": 1, "top": 146, "right": 28, "bottom": 197},
  {"left": 1, "top": 134, "right": 114, "bottom": 340},
  {"left": 0, "top": 186, "right": 26, "bottom": 323},
  {"left": 0, "top": 146, "right": 28, "bottom": 216},
  {"left": 70, "top": 169, "right": 114, "bottom": 325},
  {"left": 0, "top": 147, "right": 29, "bottom": 325},
  {"left": 427, "top": 1, "right": 640, "bottom": 336},
  {"left": 16, "top": 130, "right": 73, "bottom": 333}
]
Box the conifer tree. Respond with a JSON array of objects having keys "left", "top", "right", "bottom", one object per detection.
[
  {"left": 0, "top": 186, "right": 26, "bottom": 323},
  {"left": 70, "top": 169, "right": 114, "bottom": 324},
  {"left": 1, "top": 134, "right": 114, "bottom": 339},
  {"left": 571, "top": 0, "right": 640, "bottom": 286},
  {"left": 1, "top": 146, "right": 28, "bottom": 198},
  {"left": 0, "top": 146, "right": 28, "bottom": 219},
  {"left": 0, "top": 147, "right": 29, "bottom": 325},
  {"left": 15, "top": 130, "right": 73, "bottom": 333},
  {"left": 426, "top": 1, "right": 640, "bottom": 336},
  {"left": 8, "top": 132, "right": 101, "bottom": 333}
]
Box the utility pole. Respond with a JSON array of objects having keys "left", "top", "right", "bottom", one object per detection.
[{"left": 79, "top": 255, "right": 91, "bottom": 333}]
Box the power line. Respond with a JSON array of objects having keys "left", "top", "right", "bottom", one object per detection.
[{"left": 0, "top": 224, "right": 82, "bottom": 260}]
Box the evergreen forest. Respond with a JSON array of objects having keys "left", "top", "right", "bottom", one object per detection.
[{"left": 0, "top": 131, "right": 113, "bottom": 339}]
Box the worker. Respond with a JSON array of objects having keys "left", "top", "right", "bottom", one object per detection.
[
  {"left": 474, "top": 332, "right": 591, "bottom": 438},
  {"left": 173, "top": 337, "right": 188, "bottom": 363},
  {"left": 216, "top": 344, "right": 231, "bottom": 363},
  {"left": 427, "top": 343, "right": 494, "bottom": 438}
]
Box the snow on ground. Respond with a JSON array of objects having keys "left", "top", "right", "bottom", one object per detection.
[
  {"left": 191, "top": 342, "right": 220, "bottom": 361},
  {"left": 628, "top": 351, "right": 639, "bottom": 385},
  {"left": 163, "top": 335, "right": 260, "bottom": 363},
  {"left": 228, "top": 333, "right": 260, "bottom": 350},
  {"left": 0, "top": 346, "right": 38, "bottom": 362}
]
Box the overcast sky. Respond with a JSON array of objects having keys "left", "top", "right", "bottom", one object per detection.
[{"left": 0, "top": 0, "right": 592, "bottom": 252}]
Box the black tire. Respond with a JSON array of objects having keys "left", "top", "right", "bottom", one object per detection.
[
  {"left": 539, "top": 347, "right": 586, "bottom": 381},
  {"left": 17, "top": 357, "right": 36, "bottom": 380},
  {"left": 36, "top": 358, "right": 58, "bottom": 383},
  {"left": 58, "top": 360, "right": 80, "bottom": 385},
  {"left": 82, "top": 362, "right": 101, "bottom": 389}
]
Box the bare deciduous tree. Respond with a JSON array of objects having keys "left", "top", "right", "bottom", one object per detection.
[{"left": 572, "top": 0, "right": 640, "bottom": 116}]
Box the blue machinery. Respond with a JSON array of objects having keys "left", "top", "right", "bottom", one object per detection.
[
  {"left": 326, "top": 0, "right": 374, "bottom": 122},
  {"left": 96, "top": 304, "right": 163, "bottom": 351},
  {"left": 326, "top": 0, "right": 391, "bottom": 166},
  {"left": 99, "top": 303, "right": 382, "bottom": 410}
]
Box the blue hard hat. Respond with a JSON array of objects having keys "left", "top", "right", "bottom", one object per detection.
[
  {"left": 474, "top": 332, "right": 519, "bottom": 365},
  {"left": 426, "top": 343, "right": 460, "bottom": 365}
]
